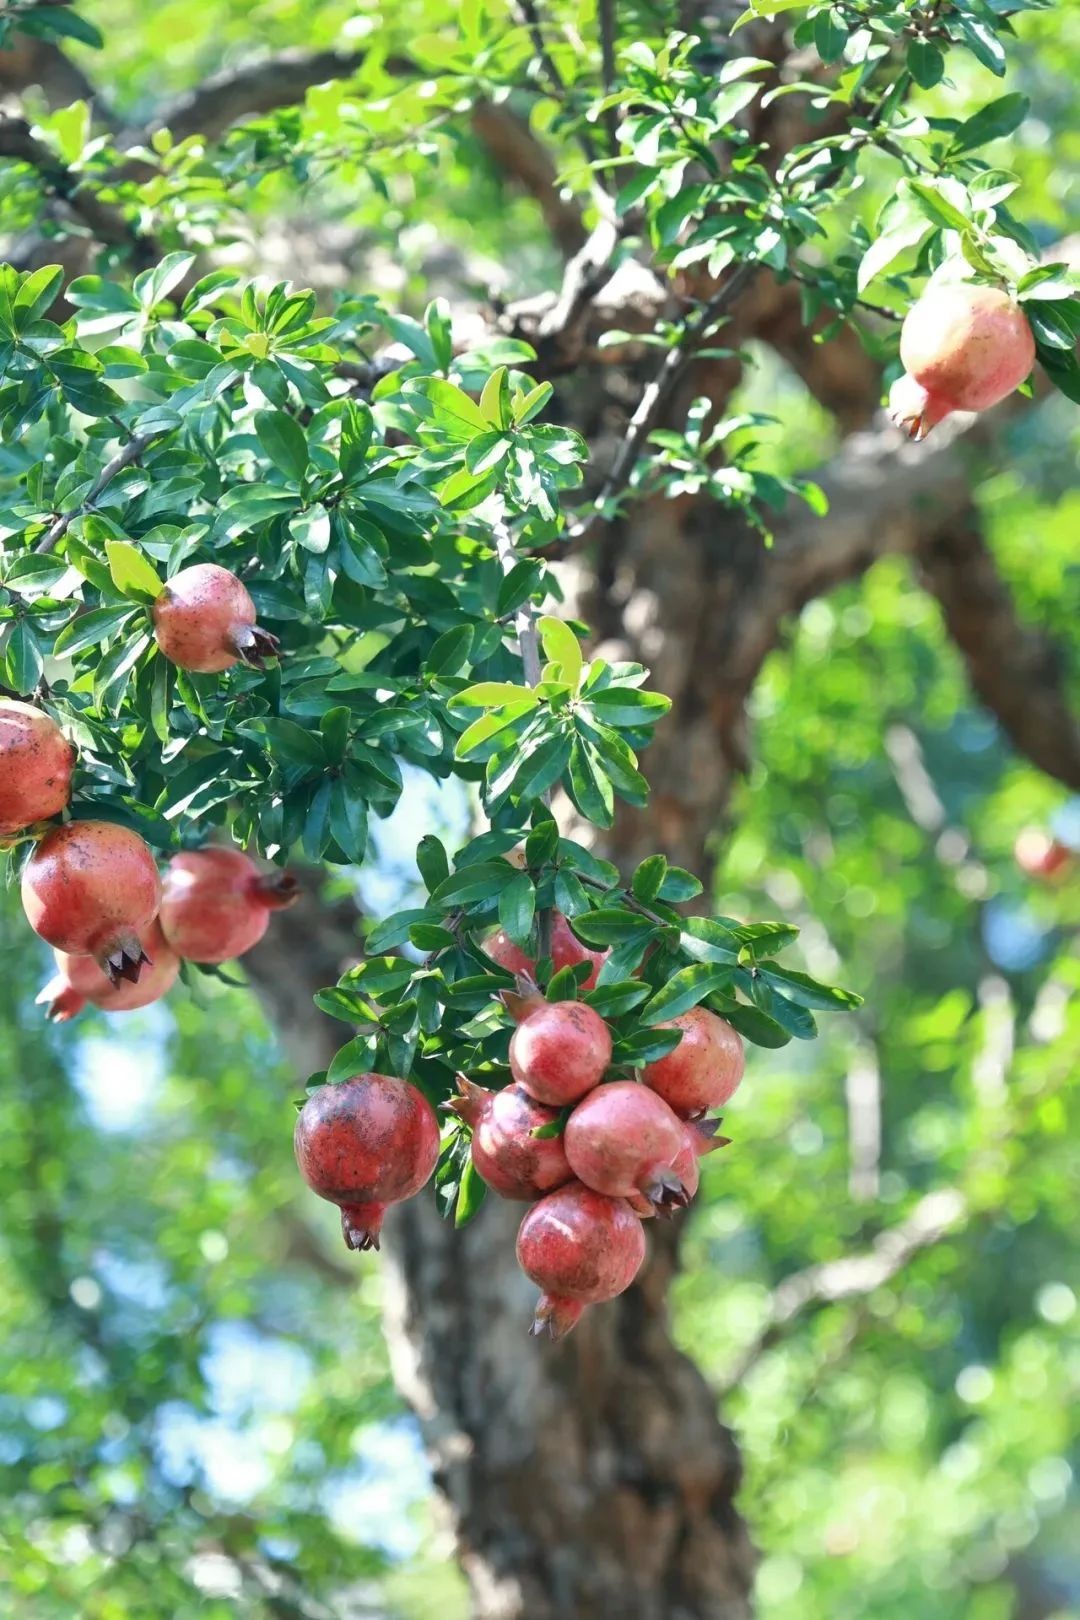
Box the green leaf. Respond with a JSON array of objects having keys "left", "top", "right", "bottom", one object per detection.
[
  {"left": 572, "top": 908, "right": 655, "bottom": 946},
  {"left": 757, "top": 965, "right": 863, "bottom": 1011},
  {"left": 290, "top": 505, "right": 331, "bottom": 554},
  {"left": 451, "top": 681, "right": 537, "bottom": 711},
  {"left": 320, "top": 706, "right": 351, "bottom": 764},
  {"left": 479, "top": 366, "right": 511, "bottom": 429},
  {"left": 554, "top": 868, "right": 591, "bottom": 918},
  {"left": 1028, "top": 302, "right": 1076, "bottom": 350},
  {"left": 14, "top": 265, "right": 63, "bottom": 325},
  {"left": 53, "top": 605, "right": 137, "bottom": 657},
  {"left": 105, "top": 540, "right": 162, "bottom": 603},
  {"left": 255, "top": 409, "right": 309, "bottom": 482},
  {"left": 498, "top": 872, "right": 536, "bottom": 949},
  {"left": 329, "top": 777, "right": 368, "bottom": 863},
  {"left": 416, "top": 835, "right": 450, "bottom": 893},
  {"left": 907, "top": 39, "right": 944, "bottom": 89},
  {"left": 632, "top": 855, "right": 667, "bottom": 904},
  {"left": 949, "top": 93, "right": 1029, "bottom": 156},
  {"left": 537, "top": 616, "right": 583, "bottom": 688},
  {"left": 303, "top": 778, "right": 333, "bottom": 859},
  {"left": 431, "top": 861, "right": 517, "bottom": 907},
  {"left": 327, "top": 1035, "right": 379, "bottom": 1086},
  {"left": 907, "top": 181, "right": 971, "bottom": 233},
  {"left": 454, "top": 1159, "right": 488, "bottom": 1227},
  {"left": 658, "top": 866, "right": 703, "bottom": 903},
  {"left": 566, "top": 737, "right": 614, "bottom": 828},
  {"left": 2, "top": 620, "right": 43, "bottom": 694},
  {"left": 425, "top": 623, "right": 474, "bottom": 676},
  {"left": 813, "top": 7, "right": 847, "bottom": 63},
  {"left": 586, "top": 687, "right": 671, "bottom": 728},
  {"left": 857, "top": 215, "right": 933, "bottom": 292},
  {"left": 956, "top": 14, "right": 1007, "bottom": 76},
  {"left": 642, "top": 963, "right": 734, "bottom": 1024}
]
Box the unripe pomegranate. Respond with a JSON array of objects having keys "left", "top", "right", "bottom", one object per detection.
[
  {"left": 0, "top": 701, "right": 74, "bottom": 836},
  {"left": 564, "top": 1080, "right": 691, "bottom": 1214},
  {"left": 516, "top": 1181, "right": 646, "bottom": 1339},
  {"left": 448, "top": 1076, "right": 573, "bottom": 1201},
  {"left": 152, "top": 563, "right": 279, "bottom": 673},
  {"left": 508, "top": 998, "right": 612, "bottom": 1106},
  {"left": 22, "top": 820, "right": 162, "bottom": 983},
  {"left": 294, "top": 1072, "right": 440, "bottom": 1251},
  {"left": 38, "top": 920, "right": 180, "bottom": 1021},
  {"left": 158, "top": 846, "right": 298, "bottom": 962},
  {"left": 888, "top": 284, "right": 1035, "bottom": 441},
  {"left": 1014, "top": 827, "right": 1073, "bottom": 883},
  {"left": 642, "top": 1007, "right": 745, "bottom": 1118},
  {"left": 483, "top": 910, "right": 609, "bottom": 989}
]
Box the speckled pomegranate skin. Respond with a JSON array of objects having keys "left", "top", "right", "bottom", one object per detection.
[
  {"left": 483, "top": 911, "right": 609, "bottom": 988},
  {"left": 43, "top": 920, "right": 180, "bottom": 1019},
  {"left": 294, "top": 1073, "right": 440, "bottom": 1250},
  {"left": 467, "top": 1082, "right": 573, "bottom": 1201},
  {"left": 564, "top": 1081, "right": 688, "bottom": 1208},
  {"left": 159, "top": 846, "right": 296, "bottom": 962},
  {"left": 509, "top": 1000, "right": 612, "bottom": 1106},
  {"left": 21, "top": 821, "right": 162, "bottom": 971},
  {"left": 643, "top": 1007, "right": 745, "bottom": 1118},
  {"left": 516, "top": 1181, "right": 646, "bottom": 1339},
  {"left": 152, "top": 564, "right": 258, "bottom": 673},
  {"left": 0, "top": 701, "right": 74, "bottom": 836}
]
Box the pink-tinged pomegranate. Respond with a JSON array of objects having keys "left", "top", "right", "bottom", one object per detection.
[
  {"left": 0, "top": 701, "right": 74, "bottom": 837},
  {"left": 448, "top": 1076, "right": 573, "bottom": 1201},
  {"left": 158, "top": 846, "right": 298, "bottom": 962},
  {"left": 22, "top": 821, "right": 162, "bottom": 984},
  {"left": 294, "top": 1072, "right": 440, "bottom": 1251},
  {"left": 564, "top": 1081, "right": 691, "bottom": 1214},
  {"left": 669, "top": 1116, "right": 729, "bottom": 1202},
  {"left": 152, "top": 564, "right": 279, "bottom": 673},
  {"left": 1014, "top": 827, "right": 1073, "bottom": 883},
  {"left": 516, "top": 1181, "right": 646, "bottom": 1339},
  {"left": 484, "top": 910, "right": 609, "bottom": 989},
  {"left": 888, "top": 284, "right": 1035, "bottom": 441},
  {"left": 643, "top": 1007, "right": 745, "bottom": 1118},
  {"left": 509, "top": 998, "right": 612, "bottom": 1106},
  {"left": 38, "top": 920, "right": 181, "bottom": 1021}
]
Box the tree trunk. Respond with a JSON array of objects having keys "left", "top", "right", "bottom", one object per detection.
[{"left": 246, "top": 878, "right": 755, "bottom": 1620}]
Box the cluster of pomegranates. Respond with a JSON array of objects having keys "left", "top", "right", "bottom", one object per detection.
[
  {"left": 0, "top": 698, "right": 296, "bottom": 1019},
  {"left": 294, "top": 910, "right": 746, "bottom": 1340},
  {"left": 888, "top": 282, "right": 1035, "bottom": 441}
]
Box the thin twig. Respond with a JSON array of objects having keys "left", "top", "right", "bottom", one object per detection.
[
  {"left": 597, "top": 0, "right": 620, "bottom": 159},
  {"left": 512, "top": 0, "right": 602, "bottom": 170},
  {"left": 570, "top": 259, "right": 759, "bottom": 540},
  {"left": 35, "top": 429, "right": 165, "bottom": 554}
]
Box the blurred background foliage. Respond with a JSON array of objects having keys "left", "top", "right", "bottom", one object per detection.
[{"left": 2, "top": 0, "right": 1079, "bottom": 1617}]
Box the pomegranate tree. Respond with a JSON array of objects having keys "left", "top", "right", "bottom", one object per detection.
[
  {"left": 294, "top": 1073, "right": 441, "bottom": 1251},
  {"left": 152, "top": 563, "right": 279, "bottom": 673},
  {"left": 22, "top": 820, "right": 162, "bottom": 983},
  {"left": 448, "top": 1076, "right": 572, "bottom": 1201},
  {"left": 516, "top": 1181, "right": 647, "bottom": 1339},
  {"left": 38, "top": 920, "right": 181, "bottom": 1021},
  {"left": 563, "top": 1080, "right": 692, "bottom": 1214},
  {"left": 0, "top": 701, "right": 74, "bottom": 837},
  {"left": 888, "top": 283, "right": 1035, "bottom": 441},
  {"left": 508, "top": 997, "right": 613, "bottom": 1106},
  {"left": 643, "top": 1007, "right": 745, "bottom": 1118},
  {"left": 158, "top": 846, "right": 298, "bottom": 962}
]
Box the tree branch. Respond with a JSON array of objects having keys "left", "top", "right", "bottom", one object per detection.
[
  {"left": 715, "top": 1187, "right": 967, "bottom": 1395},
  {"left": 35, "top": 429, "right": 165, "bottom": 554},
  {"left": 0, "top": 115, "right": 149, "bottom": 255}
]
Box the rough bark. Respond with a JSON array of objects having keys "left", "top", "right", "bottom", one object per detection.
[{"left": 246, "top": 876, "right": 754, "bottom": 1620}]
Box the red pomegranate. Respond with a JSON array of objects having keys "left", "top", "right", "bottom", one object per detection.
[
  {"left": 22, "top": 820, "right": 162, "bottom": 983},
  {"left": 643, "top": 1007, "right": 745, "bottom": 1118},
  {"left": 564, "top": 1081, "right": 691, "bottom": 1213},
  {"left": 516, "top": 1181, "right": 647, "bottom": 1339},
  {"left": 888, "top": 284, "right": 1035, "bottom": 441},
  {"left": 38, "top": 920, "right": 181, "bottom": 1021},
  {"left": 294, "top": 1072, "right": 441, "bottom": 1251},
  {"left": 152, "top": 564, "right": 279, "bottom": 673},
  {"left": 158, "top": 846, "right": 298, "bottom": 962},
  {"left": 448, "top": 1076, "right": 573, "bottom": 1201},
  {"left": 484, "top": 910, "right": 609, "bottom": 989},
  {"left": 0, "top": 701, "right": 74, "bottom": 836},
  {"left": 508, "top": 998, "right": 612, "bottom": 1106}
]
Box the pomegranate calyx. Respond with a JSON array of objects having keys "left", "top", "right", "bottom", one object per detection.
[
  {"left": 230, "top": 622, "right": 281, "bottom": 669},
  {"left": 99, "top": 933, "right": 152, "bottom": 986}
]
